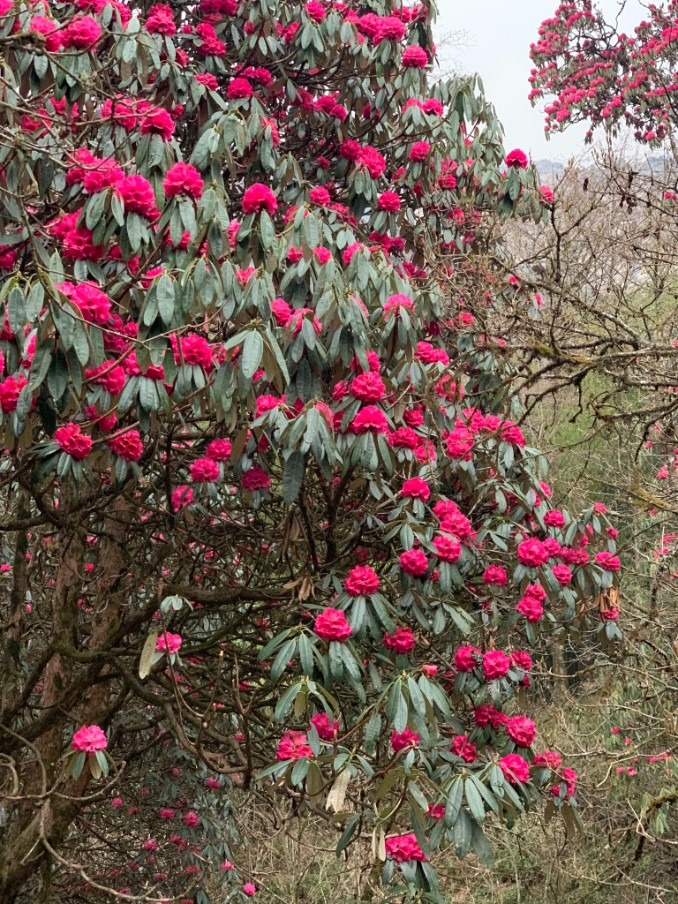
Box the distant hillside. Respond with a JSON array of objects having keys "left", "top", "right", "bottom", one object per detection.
[
  {"left": 534, "top": 158, "right": 566, "bottom": 179},
  {"left": 534, "top": 154, "right": 672, "bottom": 181}
]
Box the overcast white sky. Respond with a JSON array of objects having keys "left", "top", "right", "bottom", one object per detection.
[{"left": 435, "top": 1, "right": 641, "bottom": 162}]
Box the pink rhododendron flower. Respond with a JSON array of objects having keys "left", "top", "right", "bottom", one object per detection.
[
  {"left": 399, "top": 548, "right": 429, "bottom": 576},
  {"left": 163, "top": 162, "right": 204, "bottom": 200},
  {"left": 445, "top": 427, "right": 474, "bottom": 459},
  {"left": 383, "top": 626, "right": 415, "bottom": 653},
  {"left": 377, "top": 190, "right": 401, "bottom": 211},
  {"left": 344, "top": 565, "right": 380, "bottom": 597},
  {"left": 433, "top": 534, "right": 461, "bottom": 562},
  {"left": 116, "top": 175, "right": 159, "bottom": 219},
  {"left": 450, "top": 735, "right": 477, "bottom": 762},
  {"left": 314, "top": 607, "right": 352, "bottom": 642},
  {"left": 309, "top": 185, "right": 331, "bottom": 206},
  {"left": 62, "top": 16, "right": 102, "bottom": 50},
  {"left": 454, "top": 645, "right": 480, "bottom": 672},
  {"left": 482, "top": 564, "right": 508, "bottom": 586},
  {"left": 357, "top": 145, "right": 386, "bottom": 178},
  {"left": 171, "top": 485, "right": 193, "bottom": 510},
  {"left": 482, "top": 650, "right": 511, "bottom": 680},
  {"left": 241, "top": 466, "right": 270, "bottom": 491},
  {"left": 228, "top": 77, "right": 253, "bottom": 99},
  {"left": 505, "top": 148, "right": 528, "bottom": 168},
  {"left": 391, "top": 727, "right": 420, "bottom": 751},
  {"left": 351, "top": 406, "right": 389, "bottom": 434},
  {"left": 172, "top": 333, "right": 214, "bottom": 370},
  {"left": 156, "top": 632, "right": 182, "bottom": 654},
  {"left": 533, "top": 749, "right": 562, "bottom": 770},
  {"left": 350, "top": 371, "right": 386, "bottom": 402},
  {"left": 206, "top": 438, "right": 232, "bottom": 461},
  {"left": 511, "top": 650, "right": 533, "bottom": 672},
  {"left": 402, "top": 45, "right": 429, "bottom": 68},
  {"left": 242, "top": 183, "right": 277, "bottom": 215},
  {"left": 0, "top": 376, "right": 27, "bottom": 414},
  {"left": 306, "top": 1, "right": 326, "bottom": 22},
  {"left": 55, "top": 423, "right": 93, "bottom": 460},
  {"left": 385, "top": 833, "right": 427, "bottom": 862},
  {"left": 474, "top": 704, "right": 507, "bottom": 729},
  {"left": 72, "top": 724, "right": 107, "bottom": 753},
  {"left": 551, "top": 564, "right": 572, "bottom": 585},
  {"left": 191, "top": 457, "right": 220, "bottom": 483},
  {"left": 595, "top": 551, "right": 621, "bottom": 571},
  {"left": 276, "top": 730, "right": 313, "bottom": 760},
  {"left": 271, "top": 298, "right": 293, "bottom": 326},
  {"left": 400, "top": 477, "right": 430, "bottom": 501},
  {"left": 544, "top": 509, "right": 565, "bottom": 527},
  {"left": 505, "top": 715, "right": 536, "bottom": 748},
  {"left": 499, "top": 753, "right": 530, "bottom": 784},
  {"left": 516, "top": 595, "right": 544, "bottom": 622},
  {"left": 516, "top": 537, "right": 549, "bottom": 567},
  {"left": 109, "top": 430, "right": 144, "bottom": 462},
  {"left": 409, "top": 141, "right": 431, "bottom": 161},
  {"left": 69, "top": 283, "right": 112, "bottom": 325},
  {"left": 310, "top": 712, "right": 339, "bottom": 741},
  {"left": 146, "top": 3, "right": 176, "bottom": 34}
]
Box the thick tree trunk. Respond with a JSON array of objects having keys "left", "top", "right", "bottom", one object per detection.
[{"left": 0, "top": 493, "right": 128, "bottom": 901}]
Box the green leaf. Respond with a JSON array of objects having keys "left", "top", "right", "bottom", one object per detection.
[
  {"left": 290, "top": 757, "right": 310, "bottom": 787},
  {"left": 8, "top": 286, "right": 25, "bottom": 338},
  {"left": 241, "top": 330, "right": 264, "bottom": 380},
  {"left": 387, "top": 682, "right": 408, "bottom": 732},
  {"left": 471, "top": 822, "right": 494, "bottom": 868},
  {"left": 258, "top": 628, "right": 292, "bottom": 661},
  {"left": 274, "top": 682, "right": 303, "bottom": 721},
  {"left": 283, "top": 451, "right": 305, "bottom": 504},
  {"left": 363, "top": 711, "right": 382, "bottom": 755},
  {"left": 70, "top": 751, "right": 86, "bottom": 780},
  {"left": 29, "top": 346, "right": 52, "bottom": 391},
  {"left": 72, "top": 321, "right": 90, "bottom": 367},
  {"left": 156, "top": 274, "right": 175, "bottom": 325},
  {"left": 271, "top": 637, "right": 297, "bottom": 681},
  {"left": 445, "top": 778, "right": 463, "bottom": 827},
  {"left": 465, "top": 777, "right": 486, "bottom": 824},
  {"left": 453, "top": 808, "right": 473, "bottom": 858},
  {"left": 336, "top": 815, "right": 359, "bottom": 855},
  {"left": 298, "top": 633, "right": 314, "bottom": 676}
]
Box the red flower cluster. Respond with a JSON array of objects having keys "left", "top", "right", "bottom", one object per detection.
[
  {"left": 72, "top": 724, "right": 107, "bottom": 753},
  {"left": 344, "top": 565, "right": 380, "bottom": 597},
  {"left": 109, "top": 430, "right": 144, "bottom": 462},
  {"left": 55, "top": 423, "right": 93, "bottom": 460},
  {"left": 399, "top": 548, "right": 428, "bottom": 576},
  {"left": 276, "top": 730, "right": 313, "bottom": 761},
  {"left": 164, "top": 162, "right": 204, "bottom": 200},
  {"left": 242, "top": 183, "right": 277, "bottom": 215},
  {"left": 313, "top": 608, "right": 352, "bottom": 642},
  {"left": 385, "top": 833, "right": 427, "bottom": 862},
  {"left": 391, "top": 727, "right": 420, "bottom": 751},
  {"left": 383, "top": 626, "right": 415, "bottom": 653}
]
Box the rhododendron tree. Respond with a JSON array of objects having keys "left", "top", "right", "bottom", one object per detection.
[
  {"left": 0, "top": 0, "right": 618, "bottom": 902},
  {"left": 530, "top": 0, "right": 678, "bottom": 149}
]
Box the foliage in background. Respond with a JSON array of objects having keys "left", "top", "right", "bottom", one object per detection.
[{"left": 0, "top": 1, "right": 624, "bottom": 903}]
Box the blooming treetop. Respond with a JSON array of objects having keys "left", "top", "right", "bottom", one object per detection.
[{"left": 530, "top": 0, "right": 678, "bottom": 147}]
